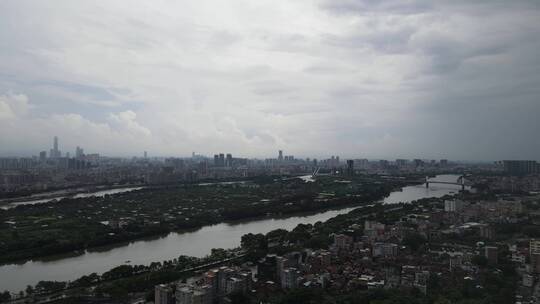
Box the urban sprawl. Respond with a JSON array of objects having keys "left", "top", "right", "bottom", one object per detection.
[{"left": 0, "top": 137, "right": 539, "bottom": 304}]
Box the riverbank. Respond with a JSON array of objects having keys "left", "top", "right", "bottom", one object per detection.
[
  {"left": 0, "top": 191, "right": 389, "bottom": 265},
  {"left": 0, "top": 174, "right": 467, "bottom": 292},
  {"left": 0, "top": 184, "right": 146, "bottom": 209}
]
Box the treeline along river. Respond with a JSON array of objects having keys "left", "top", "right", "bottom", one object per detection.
[{"left": 0, "top": 174, "right": 467, "bottom": 292}]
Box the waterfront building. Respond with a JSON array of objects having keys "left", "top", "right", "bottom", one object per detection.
[
  {"left": 257, "top": 254, "right": 278, "bottom": 282},
  {"left": 176, "top": 283, "right": 213, "bottom": 304},
  {"left": 155, "top": 284, "right": 174, "bottom": 304},
  {"left": 444, "top": 199, "right": 465, "bottom": 212}
]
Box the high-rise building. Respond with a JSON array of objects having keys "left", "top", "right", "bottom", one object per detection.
[
  {"left": 414, "top": 271, "right": 429, "bottom": 295},
  {"left": 226, "top": 153, "right": 233, "bottom": 167},
  {"left": 75, "top": 146, "right": 84, "bottom": 159},
  {"left": 502, "top": 160, "right": 538, "bottom": 175},
  {"left": 199, "top": 160, "right": 208, "bottom": 175},
  {"left": 219, "top": 153, "right": 225, "bottom": 167},
  {"left": 144, "top": 151, "right": 148, "bottom": 159},
  {"left": 176, "top": 283, "right": 213, "bottom": 304},
  {"left": 479, "top": 225, "right": 494, "bottom": 240},
  {"left": 39, "top": 151, "right": 47, "bottom": 162},
  {"left": 278, "top": 150, "right": 283, "bottom": 162},
  {"left": 50, "top": 136, "right": 61, "bottom": 159},
  {"left": 396, "top": 159, "right": 408, "bottom": 167},
  {"left": 444, "top": 200, "right": 465, "bottom": 212},
  {"left": 281, "top": 268, "right": 300, "bottom": 289},
  {"left": 530, "top": 240, "right": 540, "bottom": 256},
  {"left": 531, "top": 253, "right": 540, "bottom": 274},
  {"left": 356, "top": 159, "right": 369, "bottom": 169},
  {"left": 155, "top": 284, "right": 174, "bottom": 304},
  {"left": 346, "top": 160, "right": 354, "bottom": 176}
]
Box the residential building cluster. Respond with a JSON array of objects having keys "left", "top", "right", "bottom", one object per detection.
[
  {"left": 148, "top": 190, "right": 538, "bottom": 303},
  {"left": 155, "top": 265, "right": 254, "bottom": 304}
]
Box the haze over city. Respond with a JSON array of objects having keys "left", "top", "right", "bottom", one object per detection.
[
  {"left": 3, "top": 2, "right": 540, "bottom": 304},
  {"left": 1, "top": 1, "right": 539, "bottom": 160}
]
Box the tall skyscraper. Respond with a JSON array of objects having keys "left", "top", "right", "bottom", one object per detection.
[
  {"left": 50, "top": 136, "right": 61, "bottom": 158},
  {"left": 278, "top": 150, "right": 283, "bottom": 162},
  {"left": 226, "top": 153, "right": 233, "bottom": 167},
  {"left": 144, "top": 151, "right": 148, "bottom": 159},
  {"left": 75, "top": 146, "right": 84, "bottom": 158}
]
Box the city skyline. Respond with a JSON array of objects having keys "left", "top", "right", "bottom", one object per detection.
[
  {"left": 1, "top": 1, "right": 540, "bottom": 160},
  {"left": 1, "top": 135, "right": 538, "bottom": 162}
]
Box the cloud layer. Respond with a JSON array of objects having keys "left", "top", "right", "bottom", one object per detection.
[{"left": 1, "top": 0, "right": 539, "bottom": 160}]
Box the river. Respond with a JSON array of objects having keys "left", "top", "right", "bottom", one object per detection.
[
  {"left": 0, "top": 187, "right": 144, "bottom": 210},
  {"left": 0, "top": 174, "right": 466, "bottom": 292}
]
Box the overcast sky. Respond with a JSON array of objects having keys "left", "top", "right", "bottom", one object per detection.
[{"left": 0, "top": 1, "right": 539, "bottom": 161}]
